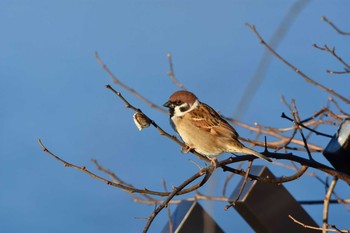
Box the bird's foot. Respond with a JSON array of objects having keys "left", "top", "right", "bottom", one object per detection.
[
  {"left": 209, "top": 157, "right": 219, "bottom": 169},
  {"left": 181, "top": 145, "right": 195, "bottom": 154}
]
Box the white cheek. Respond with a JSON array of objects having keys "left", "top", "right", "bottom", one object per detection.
[
  {"left": 173, "top": 100, "right": 199, "bottom": 117},
  {"left": 173, "top": 105, "right": 186, "bottom": 117}
]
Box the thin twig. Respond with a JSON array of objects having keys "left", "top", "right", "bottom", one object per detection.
[
  {"left": 321, "top": 16, "right": 350, "bottom": 36},
  {"left": 142, "top": 169, "right": 213, "bottom": 233},
  {"left": 38, "top": 138, "right": 213, "bottom": 197},
  {"left": 281, "top": 112, "right": 333, "bottom": 138},
  {"left": 222, "top": 162, "right": 244, "bottom": 197},
  {"left": 314, "top": 175, "right": 350, "bottom": 212},
  {"left": 222, "top": 163, "right": 308, "bottom": 184},
  {"left": 292, "top": 100, "right": 314, "bottom": 160},
  {"left": 162, "top": 179, "right": 173, "bottom": 233},
  {"left": 235, "top": 161, "right": 253, "bottom": 202},
  {"left": 105, "top": 84, "right": 209, "bottom": 162},
  {"left": 289, "top": 215, "right": 349, "bottom": 233},
  {"left": 313, "top": 44, "right": 350, "bottom": 74},
  {"left": 38, "top": 138, "right": 148, "bottom": 193},
  {"left": 92, "top": 159, "right": 154, "bottom": 201},
  {"left": 167, "top": 52, "right": 186, "bottom": 90},
  {"left": 225, "top": 161, "right": 254, "bottom": 210},
  {"left": 228, "top": 118, "right": 324, "bottom": 152},
  {"left": 220, "top": 153, "right": 350, "bottom": 184},
  {"left": 246, "top": 23, "right": 350, "bottom": 105},
  {"left": 234, "top": 0, "right": 311, "bottom": 118},
  {"left": 95, "top": 52, "right": 167, "bottom": 113},
  {"left": 329, "top": 97, "right": 350, "bottom": 117},
  {"left": 323, "top": 177, "right": 339, "bottom": 233},
  {"left": 299, "top": 199, "right": 350, "bottom": 205}
]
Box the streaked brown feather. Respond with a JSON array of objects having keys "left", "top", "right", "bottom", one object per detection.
[{"left": 188, "top": 102, "right": 239, "bottom": 138}]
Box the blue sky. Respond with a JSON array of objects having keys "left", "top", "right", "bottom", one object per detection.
[{"left": 1, "top": 1, "right": 350, "bottom": 232}]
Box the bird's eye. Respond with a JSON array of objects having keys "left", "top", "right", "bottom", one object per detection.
[{"left": 175, "top": 100, "right": 182, "bottom": 105}]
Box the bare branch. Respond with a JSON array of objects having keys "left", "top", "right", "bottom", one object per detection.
[
  {"left": 167, "top": 52, "right": 186, "bottom": 90},
  {"left": 313, "top": 44, "right": 350, "bottom": 74},
  {"left": 289, "top": 215, "right": 349, "bottom": 233},
  {"left": 221, "top": 153, "right": 350, "bottom": 184},
  {"left": 282, "top": 112, "right": 333, "bottom": 138},
  {"left": 329, "top": 97, "right": 350, "bottom": 117},
  {"left": 323, "top": 177, "right": 339, "bottom": 233},
  {"left": 299, "top": 199, "right": 350, "bottom": 205},
  {"left": 105, "top": 84, "right": 210, "bottom": 163},
  {"left": 235, "top": 0, "right": 311, "bottom": 118},
  {"left": 246, "top": 23, "right": 350, "bottom": 105},
  {"left": 321, "top": 16, "right": 350, "bottom": 36},
  {"left": 227, "top": 117, "right": 324, "bottom": 152},
  {"left": 37, "top": 138, "right": 148, "bottom": 193},
  {"left": 38, "top": 138, "right": 213, "bottom": 197},
  {"left": 95, "top": 52, "right": 167, "bottom": 113},
  {"left": 234, "top": 160, "right": 253, "bottom": 202},
  {"left": 161, "top": 179, "right": 174, "bottom": 233},
  {"left": 142, "top": 168, "right": 213, "bottom": 233},
  {"left": 223, "top": 162, "right": 308, "bottom": 184}
]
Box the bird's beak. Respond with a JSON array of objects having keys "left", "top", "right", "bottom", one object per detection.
[{"left": 163, "top": 101, "right": 173, "bottom": 108}]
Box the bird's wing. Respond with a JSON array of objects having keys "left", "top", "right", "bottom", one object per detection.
[{"left": 189, "top": 103, "right": 239, "bottom": 138}]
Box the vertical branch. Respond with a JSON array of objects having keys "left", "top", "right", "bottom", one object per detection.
[
  {"left": 225, "top": 161, "right": 253, "bottom": 210},
  {"left": 142, "top": 170, "right": 212, "bottom": 233},
  {"left": 235, "top": 161, "right": 253, "bottom": 202},
  {"left": 291, "top": 100, "right": 314, "bottom": 160},
  {"left": 162, "top": 179, "right": 173, "bottom": 233},
  {"left": 167, "top": 52, "right": 186, "bottom": 90},
  {"left": 323, "top": 177, "right": 339, "bottom": 233}
]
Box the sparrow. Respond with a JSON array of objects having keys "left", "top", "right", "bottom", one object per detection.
[{"left": 163, "top": 90, "right": 272, "bottom": 163}]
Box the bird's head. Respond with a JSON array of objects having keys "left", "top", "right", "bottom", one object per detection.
[{"left": 163, "top": 90, "right": 199, "bottom": 117}]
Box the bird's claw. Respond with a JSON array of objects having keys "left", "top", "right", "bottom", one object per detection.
[
  {"left": 209, "top": 157, "right": 219, "bottom": 169},
  {"left": 181, "top": 145, "right": 195, "bottom": 154}
]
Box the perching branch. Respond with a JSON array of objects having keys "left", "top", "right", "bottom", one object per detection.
[
  {"left": 38, "top": 23, "right": 350, "bottom": 232},
  {"left": 105, "top": 84, "right": 210, "bottom": 163}
]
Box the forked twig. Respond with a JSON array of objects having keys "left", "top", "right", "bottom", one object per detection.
[
  {"left": 289, "top": 215, "right": 349, "bottom": 233},
  {"left": 313, "top": 44, "right": 350, "bottom": 74},
  {"left": 143, "top": 169, "right": 213, "bottom": 233},
  {"left": 246, "top": 23, "right": 350, "bottom": 105},
  {"left": 38, "top": 138, "right": 213, "bottom": 197}
]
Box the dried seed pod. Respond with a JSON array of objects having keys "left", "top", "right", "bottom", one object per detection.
[{"left": 133, "top": 112, "right": 151, "bottom": 131}]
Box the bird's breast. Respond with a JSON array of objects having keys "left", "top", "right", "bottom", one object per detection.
[{"left": 171, "top": 115, "right": 223, "bottom": 156}]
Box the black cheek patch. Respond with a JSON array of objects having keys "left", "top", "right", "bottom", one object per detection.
[
  {"left": 169, "top": 108, "right": 175, "bottom": 117},
  {"left": 179, "top": 105, "right": 190, "bottom": 112}
]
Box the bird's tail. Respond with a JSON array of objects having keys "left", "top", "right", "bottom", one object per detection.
[{"left": 240, "top": 147, "right": 272, "bottom": 162}]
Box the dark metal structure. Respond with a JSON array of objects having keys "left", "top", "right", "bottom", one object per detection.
[
  {"left": 323, "top": 118, "right": 350, "bottom": 176},
  {"left": 163, "top": 166, "right": 319, "bottom": 232},
  {"left": 161, "top": 201, "right": 224, "bottom": 233},
  {"left": 230, "top": 165, "right": 317, "bottom": 233}
]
